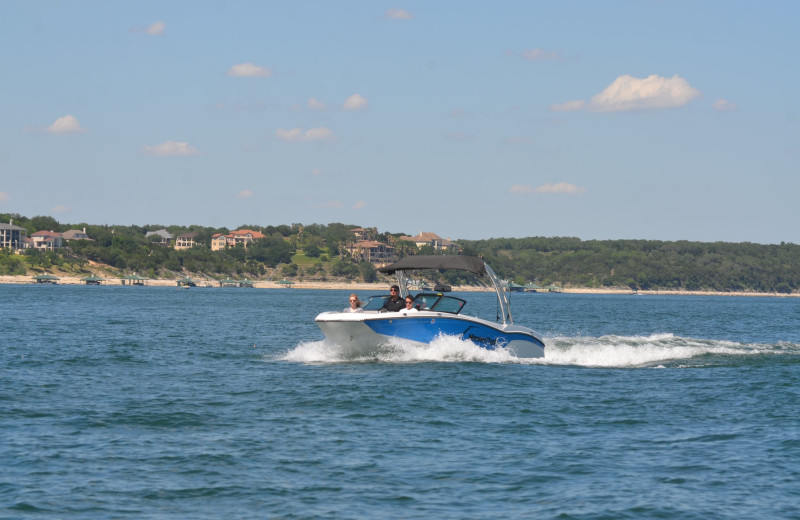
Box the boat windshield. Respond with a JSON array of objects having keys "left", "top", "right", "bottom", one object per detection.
[
  {"left": 362, "top": 295, "right": 390, "bottom": 311},
  {"left": 411, "top": 293, "right": 466, "bottom": 314},
  {"left": 360, "top": 293, "right": 466, "bottom": 314}
]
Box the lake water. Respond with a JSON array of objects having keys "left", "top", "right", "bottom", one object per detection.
[{"left": 2, "top": 285, "right": 799, "bottom": 519}]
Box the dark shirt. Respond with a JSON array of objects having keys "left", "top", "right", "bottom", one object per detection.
[{"left": 381, "top": 296, "right": 406, "bottom": 312}]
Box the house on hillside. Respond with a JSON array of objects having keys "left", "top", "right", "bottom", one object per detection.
[
  {"left": 145, "top": 229, "right": 173, "bottom": 246},
  {"left": 30, "top": 230, "right": 63, "bottom": 251},
  {"left": 174, "top": 232, "right": 199, "bottom": 250},
  {"left": 62, "top": 228, "right": 92, "bottom": 241},
  {"left": 346, "top": 240, "right": 396, "bottom": 265},
  {"left": 350, "top": 227, "right": 377, "bottom": 241},
  {"left": 401, "top": 232, "right": 460, "bottom": 253},
  {"left": 211, "top": 229, "right": 267, "bottom": 251},
  {"left": 0, "top": 220, "right": 28, "bottom": 251},
  {"left": 440, "top": 238, "right": 460, "bottom": 253}
]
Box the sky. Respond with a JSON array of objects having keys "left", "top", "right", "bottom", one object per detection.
[{"left": 1, "top": 1, "right": 798, "bottom": 244}]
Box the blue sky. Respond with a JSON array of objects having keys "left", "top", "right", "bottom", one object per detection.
[{"left": 1, "top": 1, "right": 798, "bottom": 243}]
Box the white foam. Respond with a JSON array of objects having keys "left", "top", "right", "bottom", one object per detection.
[
  {"left": 277, "top": 333, "right": 795, "bottom": 367},
  {"left": 538, "top": 334, "right": 770, "bottom": 368},
  {"left": 278, "top": 335, "right": 523, "bottom": 364}
]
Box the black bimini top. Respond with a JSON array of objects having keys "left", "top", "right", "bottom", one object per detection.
[{"left": 378, "top": 255, "right": 486, "bottom": 275}]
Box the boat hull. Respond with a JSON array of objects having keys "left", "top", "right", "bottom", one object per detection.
[{"left": 315, "top": 311, "right": 545, "bottom": 358}]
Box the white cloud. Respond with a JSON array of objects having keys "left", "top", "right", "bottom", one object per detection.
[
  {"left": 386, "top": 8, "right": 414, "bottom": 20},
  {"left": 307, "top": 98, "right": 327, "bottom": 110},
  {"left": 140, "top": 140, "right": 201, "bottom": 156},
  {"left": 590, "top": 74, "right": 700, "bottom": 112},
  {"left": 227, "top": 63, "right": 272, "bottom": 77},
  {"left": 146, "top": 21, "right": 165, "bottom": 35},
  {"left": 45, "top": 115, "right": 87, "bottom": 134},
  {"left": 510, "top": 182, "right": 586, "bottom": 195},
  {"left": 236, "top": 190, "right": 253, "bottom": 199},
  {"left": 551, "top": 74, "right": 700, "bottom": 113},
  {"left": 130, "top": 21, "right": 165, "bottom": 35},
  {"left": 276, "top": 127, "right": 335, "bottom": 143},
  {"left": 521, "top": 48, "right": 562, "bottom": 61},
  {"left": 352, "top": 201, "right": 367, "bottom": 210},
  {"left": 311, "top": 168, "right": 323, "bottom": 176},
  {"left": 713, "top": 98, "right": 737, "bottom": 111},
  {"left": 0, "top": 191, "right": 9, "bottom": 202},
  {"left": 51, "top": 205, "right": 70, "bottom": 214},
  {"left": 343, "top": 94, "right": 369, "bottom": 111}
]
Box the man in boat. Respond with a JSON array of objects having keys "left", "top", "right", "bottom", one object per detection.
[
  {"left": 403, "top": 296, "right": 419, "bottom": 312},
  {"left": 380, "top": 284, "right": 406, "bottom": 312}
]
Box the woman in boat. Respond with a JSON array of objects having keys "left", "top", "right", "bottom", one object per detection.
[{"left": 345, "top": 294, "right": 363, "bottom": 313}]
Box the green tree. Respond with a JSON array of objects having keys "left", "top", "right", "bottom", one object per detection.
[{"left": 359, "top": 261, "right": 377, "bottom": 282}]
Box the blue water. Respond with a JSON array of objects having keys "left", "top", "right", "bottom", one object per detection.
[{"left": 2, "top": 285, "right": 799, "bottom": 519}]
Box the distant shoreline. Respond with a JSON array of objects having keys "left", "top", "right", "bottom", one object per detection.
[{"left": 2, "top": 274, "right": 798, "bottom": 297}]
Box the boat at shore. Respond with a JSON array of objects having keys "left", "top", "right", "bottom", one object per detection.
[{"left": 314, "top": 255, "right": 545, "bottom": 358}]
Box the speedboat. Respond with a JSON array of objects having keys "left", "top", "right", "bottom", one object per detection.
[{"left": 314, "top": 255, "right": 545, "bottom": 358}]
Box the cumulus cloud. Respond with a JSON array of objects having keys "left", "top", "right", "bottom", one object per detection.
[
  {"left": 713, "top": 98, "right": 737, "bottom": 111},
  {"left": 275, "top": 127, "right": 335, "bottom": 143},
  {"left": 140, "top": 140, "right": 201, "bottom": 156},
  {"left": 0, "top": 191, "right": 9, "bottom": 202},
  {"left": 130, "top": 21, "right": 165, "bottom": 35},
  {"left": 236, "top": 190, "right": 253, "bottom": 199},
  {"left": 51, "top": 205, "right": 71, "bottom": 214},
  {"left": 551, "top": 74, "right": 700, "bottom": 113},
  {"left": 352, "top": 200, "right": 367, "bottom": 210},
  {"left": 510, "top": 182, "right": 586, "bottom": 195},
  {"left": 307, "top": 98, "right": 327, "bottom": 110},
  {"left": 311, "top": 168, "right": 323, "bottom": 176},
  {"left": 45, "top": 115, "right": 87, "bottom": 134},
  {"left": 146, "top": 21, "right": 165, "bottom": 35},
  {"left": 385, "top": 8, "right": 414, "bottom": 20},
  {"left": 343, "top": 94, "right": 369, "bottom": 111},
  {"left": 227, "top": 63, "right": 272, "bottom": 77},
  {"left": 521, "top": 48, "right": 563, "bottom": 61}
]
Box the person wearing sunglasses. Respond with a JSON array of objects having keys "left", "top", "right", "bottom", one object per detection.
[
  {"left": 344, "top": 294, "right": 363, "bottom": 313},
  {"left": 403, "top": 296, "right": 419, "bottom": 313},
  {"left": 380, "top": 284, "right": 405, "bottom": 312}
]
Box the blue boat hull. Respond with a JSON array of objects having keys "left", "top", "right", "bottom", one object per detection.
[{"left": 315, "top": 311, "right": 545, "bottom": 358}]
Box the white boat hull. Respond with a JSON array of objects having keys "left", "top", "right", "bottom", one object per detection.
[{"left": 315, "top": 310, "right": 545, "bottom": 358}]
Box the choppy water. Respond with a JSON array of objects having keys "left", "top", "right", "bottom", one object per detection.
[{"left": 2, "top": 285, "right": 799, "bottom": 518}]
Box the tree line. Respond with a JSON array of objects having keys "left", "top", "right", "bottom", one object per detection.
[{"left": 2, "top": 213, "right": 800, "bottom": 293}]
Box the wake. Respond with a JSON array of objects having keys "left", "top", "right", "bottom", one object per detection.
[{"left": 275, "top": 333, "right": 799, "bottom": 367}]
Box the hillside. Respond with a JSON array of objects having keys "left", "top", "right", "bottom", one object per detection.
[{"left": 2, "top": 214, "right": 800, "bottom": 293}]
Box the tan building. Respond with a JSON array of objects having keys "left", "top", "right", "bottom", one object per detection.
[
  {"left": 30, "top": 230, "right": 63, "bottom": 251},
  {"left": 174, "top": 232, "right": 199, "bottom": 250},
  {"left": 211, "top": 229, "right": 267, "bottom": 251},
  {"left": 403, "top": 231, "right": 459, "bottom": 253},
  {"left": 346, "top": 240, "right": 396, "bottom": 265},
  {"left": 211, "top": 233, "right": 228, "bottom": 251},
  {"left": 350, "top": 227, "right": 377, "bottom": 241}
]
